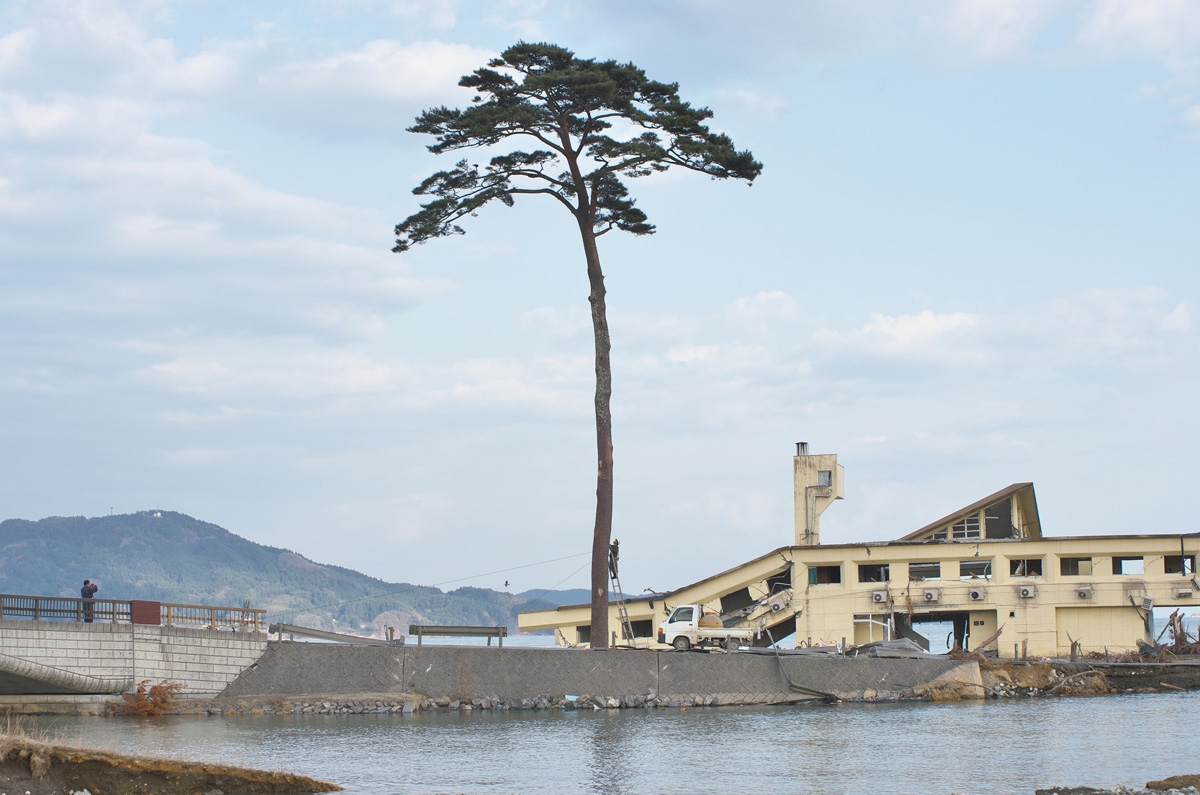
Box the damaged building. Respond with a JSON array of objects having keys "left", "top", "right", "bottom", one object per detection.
[{"left": 518, "top": 446, "right": 1198, "bottom": 657}]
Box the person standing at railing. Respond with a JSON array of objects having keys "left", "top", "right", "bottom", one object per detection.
[{"left": 81, "top": 579, "right": 99, "bottom": 623}]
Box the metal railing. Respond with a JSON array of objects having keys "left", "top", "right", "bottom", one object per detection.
[
  {"left": 0, "top": 594, "right": 130, "bottom": 623},
  {"left": 0, "top": 594, "right": 265, "bottom": 632},
  {"left": 162, "top": 602, "right": 265, "bottom": 632}
]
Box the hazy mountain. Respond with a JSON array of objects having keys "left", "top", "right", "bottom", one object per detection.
[{"left": 0, "top": 511, "right": 578, "bottom": 635}]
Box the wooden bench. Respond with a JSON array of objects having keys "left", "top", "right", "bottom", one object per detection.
[{"left": 408, "top": 624, "right": 508, "bottom": 647}]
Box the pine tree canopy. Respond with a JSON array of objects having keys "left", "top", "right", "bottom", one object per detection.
[{"left": 393, "top": 41, "right": 762, "bottom": 251}]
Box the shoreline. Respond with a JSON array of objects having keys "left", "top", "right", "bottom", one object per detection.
[
  {"left": 2, "top": 658, "right": 1198, "bottom": 717},
  {"left": 0, "top": 732, "right": 340, "bottom": 794}
]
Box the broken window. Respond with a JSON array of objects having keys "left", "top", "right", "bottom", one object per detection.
[
  {"left": 959, "top": 559, "right": 992, "bottom": 579},
  {"left": 952, "top": 514, "right": 982, "bottom": 540},
  {"left": 628, "top": 619, "right": 654, "bottom": 638},
  {"left": 930, "top": 528, "right": 949, "bottom": 541},
  {"left": 1009, "top": 558, "right": 1043, "bottom": 577},
  {"left": 858, "top": 563, "right": 890, "bottom": 583},
  {"left": 908, "top": 562, "right": 941, "bottom": 581},
  {"left": 719, "top": 587, "right": 754, "bottom": 615},
  {"left": 807, "top": 565, "right": 841, "bottom": 585},
  {"left": 1060, "top": 557, "right": 1093, "bottom": 576},
  {"left": 1165, "top": 555, "right": 1196, "bottom": 575},
  {"left": 576, "top": 625, "right": 591, "bottom": 644},
  {"left": 766, "top": 569, "right": 792, "bottom": 593},
  {"left": 985, "top": 498, "right": 1017, "bottom": 538},
  {"left": 1113, "top": 556, "right": 1144, "bottom": 575},
  {"left": 818, "top": 470, "right": 833, "bottom": 487}
]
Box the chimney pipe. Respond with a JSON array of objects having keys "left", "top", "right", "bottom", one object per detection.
[{"left": 796, "top": 442, "right": 808, "bottom": 456}]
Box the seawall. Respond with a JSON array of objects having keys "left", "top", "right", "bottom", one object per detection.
[
  {"left": 220, "top": 642, "right": 982, "bottom": 704},
  {"left": 0, "top": 618, "right": 267, "bottom": 697}
]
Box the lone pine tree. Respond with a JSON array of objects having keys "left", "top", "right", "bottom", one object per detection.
[{"left": 393, "top": 42, "right": 761, "bottom": 649}]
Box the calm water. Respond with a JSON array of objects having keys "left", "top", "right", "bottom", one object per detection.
[{"left": 28, "top": 691, "right": 1199, "bottom": 794}]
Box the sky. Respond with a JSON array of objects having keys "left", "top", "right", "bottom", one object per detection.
[{"left": 1, "top": 0, "right": 1199, "bottom": 601}]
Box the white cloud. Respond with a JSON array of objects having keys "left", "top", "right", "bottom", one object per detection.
[
  {"left": 666, "top": 345, "right": 719, "bottom": 364},
  {"left": 727, "top": 290, "right": 798, "bottom": 323},
  {"left": 0, "top": 28, "right": 36, "bottom": 74},
  {"left": 919, "top": 0, "right": 1064, "bottom": 58},
  {"left": 444, "top": 355, "right": 590, "bottom": 413},
  {"left": 139, "top": 348, "right": 413, "bottom": 399},
  {"left": 262, "top": 40, "right": 492, "bottom": 102},
  {"left": 816, "top": 310, "right": 981, "bottom": 361},
  {"left": 715, "top": 89, "right": 786, "bottom": 116},
  {"left": 1078, "top": 0, "right": 1200, "bottom": 72}
]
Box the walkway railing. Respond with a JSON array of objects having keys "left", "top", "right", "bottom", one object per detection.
[{"left": 0, "top": 594, "right": 265, "bottom": 632}]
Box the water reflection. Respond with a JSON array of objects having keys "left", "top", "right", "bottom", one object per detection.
[{"left": 29, "top": 692, "right": 1200, "bottom": 795}]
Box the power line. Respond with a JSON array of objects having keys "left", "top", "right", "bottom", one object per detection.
[
  {"left": 492, "top": 559, "right": 592, "bottom": 629},
  {"left": 267, "top": 550, "right": 590, "bottom": 621}
]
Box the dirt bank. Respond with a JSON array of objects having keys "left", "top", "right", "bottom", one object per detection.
[{"left": 0, "top": 734, "right": 340, "bottom": 794}]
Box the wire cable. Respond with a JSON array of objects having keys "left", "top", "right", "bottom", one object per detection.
[{"left": 492, "top": 558, "right": 592, "bottom": 629}]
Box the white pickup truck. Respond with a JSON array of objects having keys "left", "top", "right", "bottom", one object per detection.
[{"left": 657, "top": 604, "right": 755, "bottom": 651}]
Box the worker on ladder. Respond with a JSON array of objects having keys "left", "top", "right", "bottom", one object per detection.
[{"left": 608, "top": 539, "right": 620, "bottom": 579}]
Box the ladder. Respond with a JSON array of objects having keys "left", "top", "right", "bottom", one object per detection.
[{"left": 609, "top": 564, "right": 636, "bottom": 646}]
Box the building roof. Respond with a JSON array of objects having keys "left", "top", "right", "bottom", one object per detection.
[{"left": 897, "top": 482, "right": 1041, "bottom": 542}]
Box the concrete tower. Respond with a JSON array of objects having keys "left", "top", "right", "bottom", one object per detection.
[{"left": 793, "top": 443, "right": 844, "bottom": 546}]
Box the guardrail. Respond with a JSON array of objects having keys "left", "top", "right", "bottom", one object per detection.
[
  {"left": 409, "top": 624, "right": 508, "bottom": 647},
  {"left": 0, "top": 594, "right": 265, "bottom": 632}
]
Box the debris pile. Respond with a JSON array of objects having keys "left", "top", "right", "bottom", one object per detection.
[{"left": 982, "top": 663, "right": 1113, "bottom": 698}]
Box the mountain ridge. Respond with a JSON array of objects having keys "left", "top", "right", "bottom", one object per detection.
[{"left": 0, "top": 510, "right": 580, "bottom": 634}]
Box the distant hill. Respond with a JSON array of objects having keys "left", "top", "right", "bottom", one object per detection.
[
  {"left": 0, "top": 511, "right": 580, "bottom": 635},
  {"left": 516, "top": 588, "right": 590, "bottom": 606}
]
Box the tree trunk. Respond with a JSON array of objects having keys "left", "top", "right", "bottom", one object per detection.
[{"left": 579, "top": 222, "right": 613, "bottom": 650}]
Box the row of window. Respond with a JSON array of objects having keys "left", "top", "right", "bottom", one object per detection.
[{"left": 806, "top": 554, "right": 1196, "bottom": 585}]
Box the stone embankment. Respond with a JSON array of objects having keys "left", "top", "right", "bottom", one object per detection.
[{"left": 184, "top": 687, "right": 948, "bottom": 717}]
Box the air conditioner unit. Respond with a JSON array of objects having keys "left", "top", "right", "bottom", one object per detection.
[
  {"left": 871, "top": 590, "right": 889, "bottom": 604},
  {"left": 1177, "top": 588, "right": 1194, "bottom": 599},
  {"left": 1076, "top": 585, "right": 1094, "bottom": 599},
  {"left": 1018, "top": 585, "right": 1036, "bottom": 599},
  {"left": 923, "top": 588, "right": 941, "bottom": 603},
  {"left": 968, "top": 587, "right": 986, "bottom": 602},
  {"left": 767, "top": 592, "right": 791, "bottom": 612}
]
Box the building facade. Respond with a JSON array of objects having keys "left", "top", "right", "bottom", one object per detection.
[{"left": 519, "top": 450, "right": 1199, "bottom": 657}]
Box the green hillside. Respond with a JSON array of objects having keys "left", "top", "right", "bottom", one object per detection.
[{"left": 0, "top": 511, "right": 571, "bottom": 634}]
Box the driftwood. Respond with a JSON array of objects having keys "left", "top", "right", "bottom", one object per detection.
[{"left": 948, "top": 624, "right": 1004, "bottom": 661}]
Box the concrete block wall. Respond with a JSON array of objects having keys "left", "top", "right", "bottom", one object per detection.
[
  {"left": 221, "top": 642, "right": 982, "bottom": 704},
  {"left": 0, "top": 619, "right": 267, "bottom": 696}
]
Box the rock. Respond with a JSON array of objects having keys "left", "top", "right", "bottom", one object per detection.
[
  {"left": 1147, "top": 774, "right": 1200, "bottom": 791},
  {"left": 606, "top": 698, "right": 620, "bottom": 709},
  {"left": 402, "top": 701, "right": 416, "bottom": 714},
  {"left": 863, "top": 689, "right": 877, "bottom": 700}
]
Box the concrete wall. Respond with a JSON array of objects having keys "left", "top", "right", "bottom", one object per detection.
[
  {"left": 0, "top": 619, "right": 267, "bottom": 696},
  {"left": 221, "top": 642, "right": 980, "bottom": 704}
]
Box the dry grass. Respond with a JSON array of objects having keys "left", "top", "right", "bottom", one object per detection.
[
  {"left": 105, "top": 679, "right": 184, "bottom": 716},
  {"left": 0, "top": 731, "right": 341, "bottom": 794}
]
